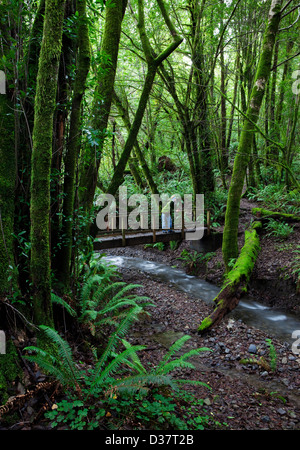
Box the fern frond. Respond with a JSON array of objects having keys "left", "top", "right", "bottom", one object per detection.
[
  {"left": 92, "top": 281, "right": 127, "bottom": 305},
  {"left": 80, "top": 274, "right": 104, "bottom": 307},
  {"left": 156, "top": 335, "right": 191, "bottom": 372},
  {"left": 24, "top": 352, "right": 69, "bottom": 386},
  {"left": 51, "top": 293, "right": 77, "bottom": 317},
  {"left": 109, "top": 284, "right": 142, "bottom": 303},
  {"left": 39, "top": 326, "right": 80, "bottom": 386},
  {"left": 97, "top": 299, "right": 143, "bottom": 316},
  {"left": 90, "top": 306, "right": 142, "bottom": 390},
  {"left": 121, "top": 339, "right": 147, "bottom": 374},
  {"left": 115, "top": 373, "right": 178, "bottom": 394},
  {"left": 156, "top": 359, "right": 196, "bottom": 375},
  {"left": 93, "top": 344, "right": 147, "bottom": 387}
]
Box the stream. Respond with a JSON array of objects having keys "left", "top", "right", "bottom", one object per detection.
[{"left": 103, "top": 255, "right": 300, "bottom": 344}]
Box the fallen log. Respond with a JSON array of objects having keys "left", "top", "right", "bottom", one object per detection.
[
  {"left": 198, "top": 221, "right": 261, "bottom": 334},
  {"left": 252, "top": 208, "right": 300, "bottom": 222}
]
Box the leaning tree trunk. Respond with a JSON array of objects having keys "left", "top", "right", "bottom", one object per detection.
[
  {"left": 106, "top": 0, "right": 183, "bottom": 196},
  {"left": 222, "top": 0, "right": 283, "bottom": 270},
  {"left": 30, "top": 0, "right": 66, "bottom": 326},
  {"left": 198, "top": 222, "right": 261, "bottom": 333},
  {"left": 78, "top": 0, "right": 128, "bottom": 216}
]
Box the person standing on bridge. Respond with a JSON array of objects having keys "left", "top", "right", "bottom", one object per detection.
[{"left": 161, "top": 195, "right": 177, "bottom": 233}]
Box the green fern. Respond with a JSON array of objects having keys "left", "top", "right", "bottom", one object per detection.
[
  {"left": 153, "top": 335, "right": 211, "bottom": 376},
  {"left": 89, "top": 306, "right": 143, "bottom": 393},
  {"left": 108, "top": 336, "right": 212, "bottom": 395},
  {"left": 51, "top": 293, "right": 77, "bottom": 318},
  {"left": 24, "top": 325, "right": 80, "bottom": 390},
  {"left": 79, "top": 276, "right": 154, "bottom": 330}
]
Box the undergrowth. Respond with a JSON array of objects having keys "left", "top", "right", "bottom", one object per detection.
[
  {"left": 24, "top": 327, "right": 213, "bottom": 430},
  {"left": 21, "top": 253, "right": 215, "bottom": 430}
]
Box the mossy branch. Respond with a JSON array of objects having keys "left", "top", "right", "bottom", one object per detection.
[
  {"left": 252, "top": 208, "right": 300, "bottom": 222},
  {"left": 198, "top": 223, "right": 261, "bottom": 333}
]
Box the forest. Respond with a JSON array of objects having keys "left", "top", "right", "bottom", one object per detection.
[{"left": 0, "top": 0, "right": 299, "bottom": 433}]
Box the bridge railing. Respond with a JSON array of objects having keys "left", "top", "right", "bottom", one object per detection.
[{"left": 96, "top": 210, "right": 211, "bottom": 245}]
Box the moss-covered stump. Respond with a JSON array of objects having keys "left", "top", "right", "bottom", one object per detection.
[
  {"left": 252, "top": 208, "right": 300, "bottom": 222},
  {"left": 198, "top": 222, "right": 261, "bottom": 334}
]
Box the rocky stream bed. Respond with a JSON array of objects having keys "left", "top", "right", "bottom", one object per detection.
[
  {"left": 98, "top": 196, "right": 300, "bottom": 431},
  {"left": 102, "top": 241, "right": 300, "bottom": 431}
]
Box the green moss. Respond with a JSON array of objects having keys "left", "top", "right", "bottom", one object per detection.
[
  {"left": 252, "top": 208, "right": 300, "bottom": 221},
  {"left": 251, "top": 221, "right": 263, "bottom": 230},
  {"left": 224, "top": 228, "right": 261, "bottom": 287},
  {"left": 0, "top": 340, "right": 22, "bottom": 404},
  {"left": 197, "top": 317, "right": 213, "bottom": 332},
  {"left": 199, "top": 225, "right": 261, "bottom": 333}
]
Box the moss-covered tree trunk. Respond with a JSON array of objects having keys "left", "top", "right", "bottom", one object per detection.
[
  {"left": 198, "top": 222, "right": 261, "bottom": 333},
  {"left": 107, "top": 66, "right": 157, "bottom": 196},
  {"left": 0, "top": 91, "right": 16, "bottom": 295},
  {"left": 112, "top": 89, "right": 159, "bottom": 194},
  {"left": 106, "top": 0, "right": 182, "bottom": 196},
  {"left": 222, "top": 0, "right": 283, "bottom": 270},
  {"left": 78, "top": 0, "right": 128, "bottom": 215},
  {"left": 30, "top": 0, "right": 66, "bottom": 326},
  {"left": 0, "top": 5, "right": 18, "bottom": 296},
  {"left": 57, "top": 0, "right": 91, "bottom": 290}
]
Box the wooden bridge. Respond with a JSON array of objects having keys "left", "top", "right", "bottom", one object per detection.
[{"left": 93, "top": 211, "right": 222, "bottom": 251}]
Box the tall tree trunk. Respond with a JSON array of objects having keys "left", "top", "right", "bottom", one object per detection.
[
  {"left": 0, "top": 89, "right": 16, "bottom": 295},
  {"left": 0, "top": 5, "right": 18, "bottom": 296},
  {"left": 78, "top": 0, "right": 128, "bottom": 215},
  {"left": 57, "top": 0, "right": 91, "bottom": 290},
  {"left": 30, "top": 0, "right": 66, "bottom": 326},
  {"left": 51, "top": 0, "right": 76, "bottom": 275},
  {"left": 222, "top": 0, "right": 283, "bottom": 270}
]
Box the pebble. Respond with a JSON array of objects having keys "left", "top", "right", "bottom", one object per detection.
[
  {"left": 277, "top": 408, "right": 286, "bottom": 416},
  {"left": 261, "top": 371, "right": 269, "bottom": 377},
  {"left": 248, "top": 344, "right": 257, "bottom": 354}
]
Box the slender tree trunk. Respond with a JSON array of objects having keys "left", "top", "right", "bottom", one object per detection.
[
  {"left": 51, "top": 0, "right": 76, "bottom": 274},
  {"left": 57, "top": 0, "right": 91, "bottom": 290},
  {"left": 30, "top": 0, "right": 66, "bottom": 325},
  {"left": 222, "top": 0, "right": 282, "bottom": 270}
]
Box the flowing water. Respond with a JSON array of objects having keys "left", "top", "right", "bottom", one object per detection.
[{"left": 103, "top": 255, "right": 300, "bottom": 343}]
